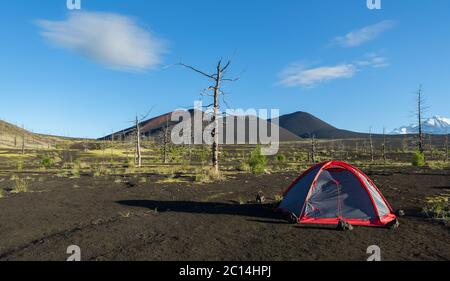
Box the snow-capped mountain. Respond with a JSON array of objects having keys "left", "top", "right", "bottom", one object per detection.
[{"left": 391, "top": 116, "right": 450, "bottom": 135}]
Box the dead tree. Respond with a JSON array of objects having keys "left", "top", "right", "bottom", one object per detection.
[
  {"left": 310, "top": 134, "right": 316, "bottom": 163},
  {"left": 162, "top": 117, "right": 170, "bottom": 164},
  {"left": 134, "top": 115, "right": 142, "bottom": 167},
  {"left": 382, "top": 128, "right": 387, "bottom": 162},
  {"left": 179, "top": 59, "right": 238, "bottom": 174},
  {"left": 369, "top": 127, "right": 374, "bottom": 162},
  {"left": 21, "top": 136, "right": 25, "bottom": 155},
  {"left": 132, "top": 108, "right": 155, "bottom": 168},
  {"left": 445, "top": 130, "right": 449, "bottom": 162},
  {"left": 428, "top": 134, "right": 433, "bottom": 157},
  {"left": 330, "top": 137, "right": 335, "bottom": 158},
  {"left": 416, "top": 85, "right": 425, "bottom": 153}
]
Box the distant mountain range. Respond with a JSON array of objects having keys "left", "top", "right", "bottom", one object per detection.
[
  {"left": 101, "top": 110, "right": 450, "bottom": 142},
  {"left": 270, "top": 111, "right": 370, "bottom": 139},
  {"left": 101, "top": 110, "right": 379, "bottom": 142},
  {"left": 2, "top": 111, "right": 448, "bottom": 148},
  {"left": 390, "top": 116, "right": 450, "bottom": 135},
  {"left": 100, "top": 109, "right": 302, "bottom": 142}
]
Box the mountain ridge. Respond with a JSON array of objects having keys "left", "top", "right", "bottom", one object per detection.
[{"left": 391, "top": 116, "right": 450, "bottom": 135}]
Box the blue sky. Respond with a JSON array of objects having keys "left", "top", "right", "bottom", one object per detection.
[{"left": 0, "top": 0, "right": 449, "bottom": 138}]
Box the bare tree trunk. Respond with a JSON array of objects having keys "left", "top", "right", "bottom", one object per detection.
[
  {"left": 211, "top": 62, "right": 221, "bottom": 174},
  {"left": 369, "top": 127, "right": 374, "bottom": 162},
  {"left": 21, "top": 135, "right": 25, "bottom": 155},
  {"left": 428, "top": 134, "right": 433, "bottom": 158},
  {"left": 445, "top": 131, "right": 449, "bottom": 162},
  {"left": 135, "top": 116, "right": 142, "bottom": 168},
  {"left": 310, "top": 134, "right": 316, "bottom": 164},
  {"left": 163, "top": 117, "right": 169, "bottom": 164},
  {"left": 417, "top": 85, "right": 424, "bottom": 154},
  {"left": 178, "top": 59, "right": 237, "bottom": 175},
  {"left": 382, "top": 128, "right": 387, "bottom": 162},
  {"left": 330, "top": 137, "right": 335, "bottom": 158}
]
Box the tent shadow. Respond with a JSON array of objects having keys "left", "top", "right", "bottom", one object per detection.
[{"left": 116, "top": 200, "right": 284, "bottom": 221}]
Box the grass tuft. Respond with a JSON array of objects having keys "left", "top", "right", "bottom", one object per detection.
[{"left": 11, "top": 178, "right": 29, "bottom": 193}]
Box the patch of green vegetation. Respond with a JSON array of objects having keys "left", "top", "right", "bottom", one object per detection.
[
  {"left": 70, "top": 167, "right": 80, "bottom": 179},
  {"left": 40, "top": 156, "right": 54, "bottom": 168},
  {"left": 412, "top": 150, "right": 425, "bottom": 167},
  {"left": 11, "top": 177, "right": 29, "bottom": 193},
  {"left": 248, "top": 145, "right": 268, "bottom": 175},
  {"left": 0, "top": 153, "right": 36, "bottom": 159},
  {"left": 423, "top": 194, "right": 449, "bottom": 223},
  {"left": 195, "top": 167, "right": 224, "bottom": 183},
  {"left": 237, "top": 196, "right": 246, "bottom": 205},
  {"left": 156, "top": 177, "right": 190, "bottom": 184},
  {"left": 275, "top": 154, "right": 286, "bottom": 163},
  {"left": 236, "top": 162, "right": 251, "bottom": 172},
  {"left": 17, "top": 161, "right": 24, "bottom": 172},
  {"left": 427, "top": 161, "right": 450, "bottom": 170},
  {"left": 274, "top": 194, "right": 284, "bottom": 202},
  {"left": 0, "top": 189, "right": 5, "bottom": 199},
  {"left": 204, "top": 191, "right": 234, "bottom": 201}
]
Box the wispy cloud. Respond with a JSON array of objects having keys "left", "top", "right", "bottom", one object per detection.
[
  {"left": 333, "top": 20, "right": 396, "bottom": 48},
  {"left": 36, "top": 12, "right": 167, "bottom": 71},
  {"left": 355, "top": 53, "right": 390, "bottom": 68},
  {"left": 279, "top": 54, "right": 388, "bottom": 88},
  {"left": 279, "top": 63, "right": 356, "bottom": 88}
]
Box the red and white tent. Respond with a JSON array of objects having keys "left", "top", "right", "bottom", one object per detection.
[{"left": 277, "top": 161, "right": 397, "bottom": 227}]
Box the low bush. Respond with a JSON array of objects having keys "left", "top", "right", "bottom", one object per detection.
[
  {"left": 12, "top": 178, "right": 28, "bottom": 193},
  {"left": 236, "top": 162, "right": 251, "bottom": 172},
  {"left": 41, "top": 156, "right": 54, "bottom": 168},
  {"left": 195, "top": 167, "right": 224, "bottom": 183},
  {"left": 412, "top": 150, "right": 425, "bottom": 167},
  {"left": 248, "top": 145, "right": 267, "bottom": 174},
  {"left": 275, "top": 154, "right": 286, "bottom": 163},
  {"left": 423, "top": 194, "right": 449, "bottom": 223}
]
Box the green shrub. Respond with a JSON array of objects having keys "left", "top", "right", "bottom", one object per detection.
[
  {"left": 423, "top": 194, "right": 449, "bottom": 221},
  {"left": 41, "top": 156, "right": 54, "bottom": 168},
  {"left": 12, "top": 178, "right": 28, "bottom": 193},
  {"left": 236, "top": 162, "right": 251, "bottom": 172},
  {"left": 275, "top": 154, "right": 286, "bottom": 163},
  {"left": 17, "top": 161, "right": 23, "bottom": 172},
  {"left": 0, "top": 189, "right": 5, "bottom": 199},
  {"left": 412, "top": 150, "right": 425, "bottom": 167},
  {"left": 70, "top": 168, "right": 80, "bottom": 178},
  {"left": 274, "top": 194, "right": 284, "bottom": 202},
  {"left": 248, "top": 145, "right": 267, "bottom": 174},
  {"left": 195, "top": 167, "right": 224, "bottom": 183}
]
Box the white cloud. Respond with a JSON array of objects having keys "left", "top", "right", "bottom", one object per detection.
[
  {"left": 279, "top": 54, "right": 389, "bottom": 88},
  {"left": 37, "top": 12, "right": 167, "bottom": 71},
  {"left": 279, "top": 63, "right": 356, "bottom": 88},
  {"left": 355, "top": 53, "right": 389, "bottom": 68},
  {"left": 333, "top": 20, "right": 396, "bottom": 47}
]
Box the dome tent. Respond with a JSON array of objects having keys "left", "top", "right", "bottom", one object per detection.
[{"left": 277, "top": 161, "right": 397, "bottom": 227}]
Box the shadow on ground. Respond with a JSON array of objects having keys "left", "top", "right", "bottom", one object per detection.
[{"left": 116, "top": 200, "right": 284, "bottom": 221}]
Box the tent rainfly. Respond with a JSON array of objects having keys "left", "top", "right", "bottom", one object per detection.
[{"left": 277, "top": 161, "right": 397, "bottom": 227}]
